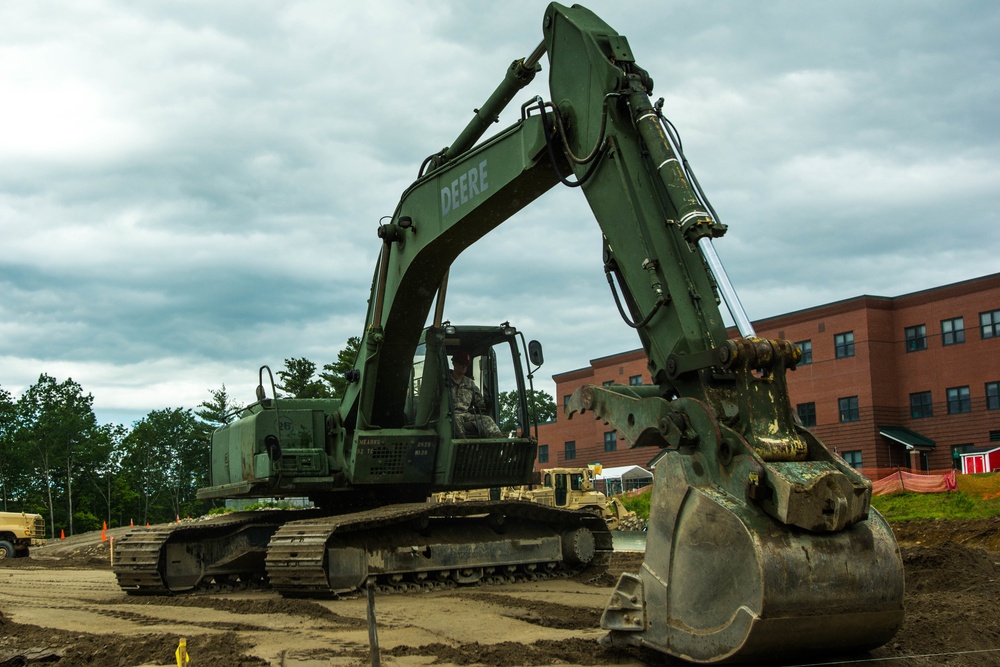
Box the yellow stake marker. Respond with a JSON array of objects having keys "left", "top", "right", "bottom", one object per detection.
[{"left": 176, "top": 638, "right": 190, "bottom": 667}]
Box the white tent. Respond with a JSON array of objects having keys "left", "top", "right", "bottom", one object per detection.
[{"left": 594, "top": 465, "right": 653, "bottom": 495}]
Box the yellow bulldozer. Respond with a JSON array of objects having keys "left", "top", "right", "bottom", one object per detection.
[
  {"left": 434, "top": 465, "right": 645, "bottom": 531},
  {"left": 508, "top": 466, "right": 645, "bottom": 531}
]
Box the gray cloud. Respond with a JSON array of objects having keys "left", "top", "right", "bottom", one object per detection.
[{"left": 1, "top": 0, "right": 997, "bottom": 425}]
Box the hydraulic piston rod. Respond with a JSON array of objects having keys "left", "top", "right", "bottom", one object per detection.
[
  {"left": 442, "top": 42, "right": 547, "bottom": 164},
  {"left": 699, "top": 236, "right": 756, "bottom": 338}
]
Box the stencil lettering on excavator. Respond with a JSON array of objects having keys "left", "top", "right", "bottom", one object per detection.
[{"left": 441, "top": 159, "right": 488, "bottom": 216}]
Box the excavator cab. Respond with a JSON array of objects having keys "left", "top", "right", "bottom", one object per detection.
[
  {"left": 406, "top": 323, "right": 540, "bottom": 440},
  {"left": 406, "top": 337, "right": 502, "bottom": 432},
  {"left": 383, "top": 322, "right": 544, "bottom": 492}
]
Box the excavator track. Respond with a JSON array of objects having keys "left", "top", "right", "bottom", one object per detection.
[
  {"left": 114, "top": 509, "right": 320, "bottom": 595},
  {"left": 114, "top": 502, "right": 610, "bottom": 598},
  {"left": 267, "top": 500, "right": 611, "bottom": 596}
]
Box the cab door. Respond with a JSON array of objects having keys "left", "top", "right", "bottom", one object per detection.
[{"left": 554, "top": 473, "right": 568, "bottom": 506}]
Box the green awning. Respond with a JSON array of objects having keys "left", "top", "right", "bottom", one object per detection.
[{"left": 879, "top": 426, "right": 935, "bottom": 449}]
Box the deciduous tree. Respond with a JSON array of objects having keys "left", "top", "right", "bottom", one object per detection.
[
  {"left": 498, "top": 389, "right": 557, "bottom": 435},
  {"left": 14, "top": 374, "right": 98, "bottom": 537},
  {"left": 121, "top": 408, "right": 207, "bottom": 524},
  {"left": 0, "top": 385, "right": 18, "bottom": 511},
  {"left": 88, "top": 423, "right": 128, "bottom": 528}
]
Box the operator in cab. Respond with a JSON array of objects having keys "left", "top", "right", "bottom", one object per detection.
[{"left": 449, "top": 351, "right": 503, "bottom": 438}]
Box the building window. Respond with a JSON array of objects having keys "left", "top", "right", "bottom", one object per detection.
[
  {"left": 987, "top": 382, "right": 1000, "bottom": 410},
  {"left": 942, "top": 317, "right": 965, "bottom": 346},
  {"left": 796, "top": 340, "right": 813, "bottom": 365},
  {"left": 946, "top": 386, "right": 971, "bottom": 414},
  {"left": 538, "top": 444, "right": 549, "bottom": 463},
  {"left": 563, "top": 394, "right": 571, "bottom": 410},
  {"left": 604, "top": 431, "right": 617, "bottom": 452},
  {"left": 842, "top": 450, "right": 862, "bottom": 469},
  {"left": 991, "top": 430, "right": 1000, "bottom": 443},
  {"left": 796, "top": 402, "right": 816, "bottom": 427},
  {"left": 834, "top": 332, "right": 855, "bottom": 358},
  {"left": 909, "top": 391, "right": 933, "bottom": 419},
  {"left": 952, "top": 444, "right": 974, "bottom": 469},
  {"left": 602, "top": 380, "right": 614, "bottom": 386},
  {"left": 628, "top": 375, "right": 643, "bottom": 386},
  {"left": 564, "top": 441, "right": 576, "bottom": 461},
  {"left": 982, "top": 310, "right": 1000, "bottom": 339},
  {"left": 838, "top": 396, "right": 859, "bottom": 423},
  {"left": 904, "top": 324, "right": 927, "bottom": 352}
]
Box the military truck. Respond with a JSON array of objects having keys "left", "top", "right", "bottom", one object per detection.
[{"left": 0, "top": 511, "right": 45, "bottom": 559}]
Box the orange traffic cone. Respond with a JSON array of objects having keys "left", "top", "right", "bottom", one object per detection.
[
  {"left": 60, "top": 529, "right": 65, "bottom": 539},
  {"left": 101, "top": 521, "right": 107, "bottom": 542},
  {"left": 130, "top": 518, "right": 134, "bottom": 527}
]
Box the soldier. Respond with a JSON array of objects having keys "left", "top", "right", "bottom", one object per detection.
[{"left": 449, "top": 351, "right": 503, "bottom": 437}]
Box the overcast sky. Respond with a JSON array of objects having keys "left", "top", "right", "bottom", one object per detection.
[{"left": 2, "top": 0, "right": 998, "bottom": 427}]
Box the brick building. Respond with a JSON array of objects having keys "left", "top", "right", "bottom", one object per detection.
[{"left": 535, "top": 273, "right": 1000, "bottom": 474}]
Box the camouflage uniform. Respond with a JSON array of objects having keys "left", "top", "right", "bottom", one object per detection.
[{"left": 450, "top": 375, "right": 503, "bottom": 437}]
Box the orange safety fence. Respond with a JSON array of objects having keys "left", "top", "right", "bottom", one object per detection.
[
  {"left": 862, "top": 467, "right": 1000, "bottom": 497},
  {"left": 870, "top": 469, "right": 956, "bottom": 496},
  {"left": 860, "top": 467, "right": 956, "bottom": 481}
]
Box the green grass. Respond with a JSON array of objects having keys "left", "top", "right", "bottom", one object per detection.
[
  {"left": 871, "top": 491, "right": 1000, "bottom": 522},
  {"left": 205, "top": 500, "right": 303, "bottom": 516},
  {"left": 620, "top": 489, "right": 652, "bottom": 520},
  {"left": 617, "top": 487, "right": 1000, "bottom": 523}
]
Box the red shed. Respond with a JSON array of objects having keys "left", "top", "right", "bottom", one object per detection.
[{"left": 960, "top": 446, "right": 1000, "bottom": 474}]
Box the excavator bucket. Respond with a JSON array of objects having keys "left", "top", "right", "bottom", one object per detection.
[
  {"left": 568, "top": 383, "right": 904, "bottom": 664},
  {"left": 600, "top": 450, "right": 905, "bottom": 664}
]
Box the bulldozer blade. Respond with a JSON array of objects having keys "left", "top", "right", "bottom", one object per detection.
[{"left": 601, "top": 454, "right": 904, "bottom": 664}]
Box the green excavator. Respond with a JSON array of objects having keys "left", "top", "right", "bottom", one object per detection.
[{"left": 114, "top": 3, "right": 904, "bottom": 663}]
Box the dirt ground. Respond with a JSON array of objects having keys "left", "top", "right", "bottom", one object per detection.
[{"left": 1, "top": 518, "right": 999, "bottom": 667}]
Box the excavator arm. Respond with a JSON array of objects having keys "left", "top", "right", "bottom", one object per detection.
[
  {"left": 535, "top": 5, "right": 904, "bottom": 663},
  {"left": 544, "top": 5, "right": 882, "bottom": 532}
]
